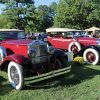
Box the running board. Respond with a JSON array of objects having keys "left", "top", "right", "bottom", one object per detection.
[{"left": 25, "top": 66, "right": 71, "bottom": 84}]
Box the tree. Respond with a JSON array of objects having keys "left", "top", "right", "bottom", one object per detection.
[
  {"left": 49, "top": 2, "right": 57, "bottom": 17},
  {"left": 0, "top": 14, "right": 13, "bottom": 28},
  {"left": 1, "top": 0, "right": 38, "bottom": 33},
  {"left": 0, "top": 0, "right": 34, "bottom": 3},
  {"left": 54, "top": 0, "right": 100, "bottom": 29},
  {"left": 37, "top": 5, "right": 53, "bottom": 32}
]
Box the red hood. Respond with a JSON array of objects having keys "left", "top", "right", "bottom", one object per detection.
[
  {"left": 76, "top": 37, "right": 98, "bottom": 46},
  {"left": 2, "top": 39, "right": 32, "bottom": 45}
]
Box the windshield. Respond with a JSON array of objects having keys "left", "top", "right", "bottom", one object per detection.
[
  {"left": 18, "top": 32, "right": 26, "bottom": 39},
  {"left": 72, "top": 31, "right": 88, "bottom": 37},
  {"left": 0, "top": 31, "right": 26, "bottom": 40},
  {"left": 52, "top": 31, "right": 88, "bottom": 38},
  {"left": 61, "top": 31, "right": 88, "bottom": 38}
]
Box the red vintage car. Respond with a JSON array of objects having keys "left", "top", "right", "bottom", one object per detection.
[
  {"left": 46, "top": 27, "right": 100, "bottom": 65},
  {"left": 0, "top": 29, "right": 72, "bottom": 90}
]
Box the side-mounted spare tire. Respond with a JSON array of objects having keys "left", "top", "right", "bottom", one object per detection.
[
  {"left": 83, "top": 48, "right": 99, "bottom": 65},
  {"left": 68, "top": 41, "right": 81, "bottom": 54},
  {"left": 8, "top": 61, "right": 24, "bottom": 90}
]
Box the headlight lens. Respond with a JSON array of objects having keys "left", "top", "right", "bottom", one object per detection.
[
  {"left": 28, "top": 48, "right": 36, "bottom": 58},
  {"left": 47, "top": 46, "right": 55, "bottom": 54}
]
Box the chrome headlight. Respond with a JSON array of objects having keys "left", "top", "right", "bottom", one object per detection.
[
  {"left": 96, "top": 39, "right": 100, "bottom": 46},
  {"left": 47, "top": 46, "right": 55, "bottom": 54},
  {"left": 28, "top": 48, "right": 37, "bottom": 58}
]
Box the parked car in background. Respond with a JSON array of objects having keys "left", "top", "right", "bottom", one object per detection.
[
  {"left": 0, "top": 29, "right": 26, "bottom": 40},
  {"left": 0, "top": 31, "right": 73, "bottom": 90},
  {"left": 85, "top": 26, "right": 100, "bottom": 38},
  {"left": 46, "top": 27, "right": 100, "bottom": 65}
]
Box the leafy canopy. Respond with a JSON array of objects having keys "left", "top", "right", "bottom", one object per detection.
[{"left": 54, "top": 0, "right": 100, "bottom": 29}]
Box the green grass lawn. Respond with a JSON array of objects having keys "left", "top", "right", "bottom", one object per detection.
[{"left": 1, "top": 63, "right": 100, "bottom": 100}]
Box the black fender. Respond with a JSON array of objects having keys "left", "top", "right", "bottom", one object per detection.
[
  {"left": 74, "top": 45, "right": 100, "bottom": 57},
  {"left": 50, "top": 49, "right": 68, "bottom": 62},
  {"left": 54, "top": 49, "right": 67, "bottom": 57},
  {"left": 50, "top": 49, "right": 69, "bottom": 68}
]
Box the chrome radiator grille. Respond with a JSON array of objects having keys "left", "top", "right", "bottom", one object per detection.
[
  {"left": 28, "top": 40, "right": 50, "bottom": 64},
  {"left": 32, "top": 56, "right": 50, "bottom": 64},
  {"left": 28, "top": 40, "right": 48, "bottom": 57},
  {"left": 34, "top": 44, "right": 48, "bottom": 57}
]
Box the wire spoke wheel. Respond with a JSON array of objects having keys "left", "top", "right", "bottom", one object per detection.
[{"left": 10, "top": 66, "right": 20, "bottom": 85}]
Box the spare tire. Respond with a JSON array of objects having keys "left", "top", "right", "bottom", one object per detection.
[
  {"left": 68, "top": 41, "right": 81, "bottom": 54},
  {"left": 83, "top": 48, "right": 99, "bottom": 65}
]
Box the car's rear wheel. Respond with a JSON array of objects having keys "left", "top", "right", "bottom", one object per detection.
[
  {"left": 68, "top": 42, "right": 81, "bottom": 54},
  {"left": 8, "top": 62, "right": 24, "bottom": 90},
  {"left": 83, "top": 48, "right": 99, "bottom": 65}
]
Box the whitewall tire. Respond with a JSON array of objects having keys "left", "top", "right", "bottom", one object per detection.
[
  {"left": 8, "top": 62, "right": 24, "bottom": 90},
  {"left": 83, "top": 48, "right": 99, "bottom": 65},
  {"left": 68, "top": 42, "right": 81, "bottom": 54}
]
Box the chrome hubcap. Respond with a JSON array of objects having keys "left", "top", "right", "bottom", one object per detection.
[
  {"left": 86, "top": 52, "right": 96, "bottom": 63},
  {"left": 71, "top": 45, "right": 78, "bottom": 54},
  {"left": 10, "top": 66, "right": 19, "bottom": 85}
]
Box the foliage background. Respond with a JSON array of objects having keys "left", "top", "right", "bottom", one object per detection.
[{"left": 0, "top": 0, "right": 100, "bottom": 32}]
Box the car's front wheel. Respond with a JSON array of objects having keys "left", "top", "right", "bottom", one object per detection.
[
  {"left": 8, "top": 61, "right": 24, "bottom": 90},
  {"left": 53, "top": 56, "right": 68, "bottom": 70},
  {"left": 83, "top": 48, "right": 99, "bottom": 65},
  {"left": 52, "top": 58, "right": 62, "bottom": 70}
]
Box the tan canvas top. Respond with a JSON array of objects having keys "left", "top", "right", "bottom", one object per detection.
[
  {"left": 0, "top": 29, "right": 24, "bottom": 32},
  {"left": 46, "top": 27, "right": 83, "bottom": 33},
  {"left": 85, "top": 26, "right": 100, "bottom": 32}
]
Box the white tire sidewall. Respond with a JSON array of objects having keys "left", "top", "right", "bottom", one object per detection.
[
  {"left": 68, "top": 41, "right": 81, "bottom": 52},
  {"left": 8, "top": 62, "right": 23, "bottom": 90},
  {"left": 83, "top": 48, "right": 99, "bottom": 65}
]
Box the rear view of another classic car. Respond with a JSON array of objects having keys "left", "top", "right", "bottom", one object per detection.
[{"left": 0, "top": 38, "right": 73, "bottom": 90}]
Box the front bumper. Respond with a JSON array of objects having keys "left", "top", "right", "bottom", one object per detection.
[{"left": 25, "top": 65, "right": 71, "bottom": 84}]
